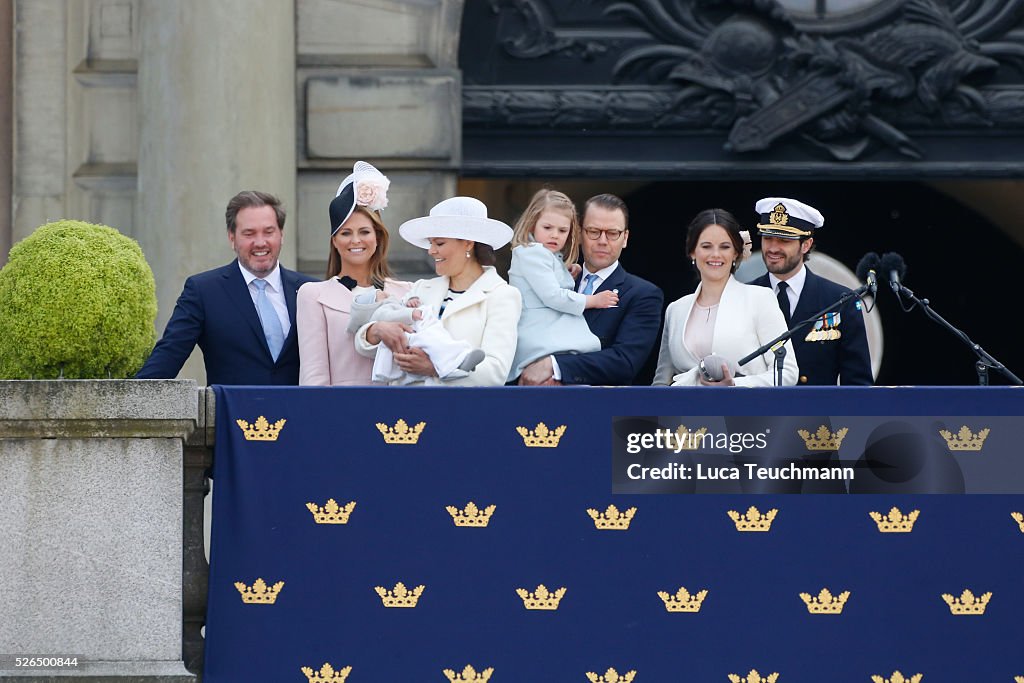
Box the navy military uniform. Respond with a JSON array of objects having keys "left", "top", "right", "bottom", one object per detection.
[{"left": 749, "top": 197, "right": 873, "bottom": 386}]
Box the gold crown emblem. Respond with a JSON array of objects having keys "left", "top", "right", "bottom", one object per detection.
[
  {"left": 797, "top": 425, "right": 848, "bottom": 451},
  {"left": 871, "top": 673, "right": 922, "bottom": 683},
  {"left": 301, "top": 663, "right": 352, "bottom": 682},
  {"left": 941, "top": 589, "right": 991, "bottom": 615},
  {"left": 376, "top": 419, "right": 425, "bottom": 444},
  {"left": 869, "top": 507, "right": 919, "bottom": 533},
  {"left": 1012, "top": 512, "right": 1024, "bottom": 533},
  {"left": 234, "top": 578, "right": 284, "bottom": 604},
  {"left": 800, "top": 588, "right": 850, "bottom": 614},
  {"left": 446, "top": 502, "right": 495, "bottom": 527},
  {"left": 657, "top": 586, "right": 708, "bottom": 613},
  {"left": 1015, "top": 677, "right": 1023, "bottom": 683},
  {"left": 374, "top": 582, "right": 424, "bottom": 608},
  {"left": 729, "top": 670, "right": 779, "bottom": 683},
  {"left": 306, "top": 499, "right": 356, "bottom": 524},
  {"left": 675, "top": 424, "right": 709, "bottom": 450},
  {"left": 235, "top": 416, "right": 286, "bottom": 441},
  {"left": 769, "top": 203, "right": 790, "bottom": 226},
  {"left": 516, "top": 584, "right": 566, "bottom": 610},
  {"left": 587, "top": 505, "right": 637, "bottom": 530},
  {"left": 586, "top": 668, "right": 636, "bottom": 682},
  {"left": 443, "top": 665, "right": 494, "bottom": 682},
  {"left": 939, "top": 426, "right": 990, "bottom": 451},
  {"left": 727, "top": 506, "right": 778, "bottom": 532},
  {"left": 516, "top": 422, "right": 566, "bottom": 448}
]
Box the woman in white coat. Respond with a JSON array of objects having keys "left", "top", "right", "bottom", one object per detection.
[
  {"left": 355, "top": 196, "right": 522, "bottom": 386},
  {"left": 653, "top": 208, "right": 798, "bottom": 387}
]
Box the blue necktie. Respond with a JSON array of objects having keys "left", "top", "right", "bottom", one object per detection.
[
  {"left": 253, "top": 279, "right": 284, "bottom": 361},
  {"left": 582, "top": 273, "right": 598, "bottom": 295}
]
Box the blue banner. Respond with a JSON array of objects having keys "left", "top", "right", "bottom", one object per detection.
[{"left": 205, "top": 387, "right": 1024, "bottom": 682}]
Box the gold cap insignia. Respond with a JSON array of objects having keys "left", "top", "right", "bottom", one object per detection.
[
  {"left": 871, "top": 673, "right": 922, "bottom": 683},
  {"left": 443, "top": 665, "right": 494, "bottom": 682},
  {"left": 586, "top": 668, "right": 636, "bottom": 682},
  {"left": 446, "top": 502, "right": 496, "bottom": 528},
  {"left": 675, "top": 424, "right": 709, "bottom": 450},
  {"left": 374, "top": 582, "right": 424, "bottom": 608},
  {"left": 1012, "top": 511, "right": 1024, "bottom": 533},
  {"left": 1015, "top": 677, "right": 1023, "bottom": 683},
  {"left": 869, "top": 507, "right": 919, "bottom": 533},
  {"left": 516, "top": 584, "right": 566, "bottom": 610},
  {"left": 234, "top": 578, "right": 284, "bottom": 604},
  {"left": 941, "top": 589, "right": 991, "bottom": 615},
  {"left": 516, "top": 422, "right": 566, "bottom": 447},
  {"left": 236, "top": 416, "right": 285, "bottom": 441},
  {"left": 727, "top": 506, "right": 777, "bottom": 532},
  {"left": 657, "top": 587, "right": 708, "bottom": 613},
  {"left": 770, "top": 203, "right": 789, "bottom": 226},
  {"left": 301, "top": 663, "right": 352, "bottom": 682},
  {"left": 376, "top": 419, "right": 425, "bottom": 444},
  {"left": 728, "top": 671, "right": 779, "bottom": 683},
  {"left": 799, "top": 588, "right": 850, "bottom": 614},
  {"left": 306, "top": 499, "right": 356, "bottom": 525},
  {"left": 939, "top": 426, "right": 989, "bottom": 451},
  {"left": 587, "top": 505, "right": 636, "bottom": 530},
  {"left": 798, "top": 426, "right": 848, "bottom": 451}
]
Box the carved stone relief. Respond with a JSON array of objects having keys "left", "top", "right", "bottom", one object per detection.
[{"left": 465, "top": 0, "right": 1024, "bottom": 161}]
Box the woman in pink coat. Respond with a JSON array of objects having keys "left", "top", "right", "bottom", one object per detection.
[{"left": 297, "top": 161, "right": 410, "bottom": 385}]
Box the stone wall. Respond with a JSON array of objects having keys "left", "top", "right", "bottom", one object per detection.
[{"left": 0, "top": 380, "right": 197, "bottom": 682}]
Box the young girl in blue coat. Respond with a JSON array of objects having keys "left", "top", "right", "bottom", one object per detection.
[{"left": 507, "top": 189, "right": 618, "bottom": 382}]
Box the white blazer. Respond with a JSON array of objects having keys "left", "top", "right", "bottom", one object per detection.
[
  {"left": 653, "top": 275, "right": 799, "bottom": 387},
  {"left": 356, "top": 266, "right": 522, "bottom": 386}
]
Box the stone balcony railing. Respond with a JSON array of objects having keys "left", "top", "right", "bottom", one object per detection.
[{"left": 0, "top": 380, "right": 211, "bottom": 682}]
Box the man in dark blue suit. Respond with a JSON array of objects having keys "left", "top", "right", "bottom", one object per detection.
[
  {"left": 136, "top": 191, "right": 316, "bottom": 385},
  {"left": 519, "top": 194, "right": 663, "bottom": 386},
  {"left": 748, "top": 197, "right": 872, "bottom": 386}
]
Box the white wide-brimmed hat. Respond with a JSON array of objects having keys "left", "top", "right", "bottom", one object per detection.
[{"left": 399, "top": 196, "right": 512, "bottom": 250}]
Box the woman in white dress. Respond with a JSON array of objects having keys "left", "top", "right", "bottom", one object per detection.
[{"left": 653, "top": 208, "right": 798, "bottom": 387}]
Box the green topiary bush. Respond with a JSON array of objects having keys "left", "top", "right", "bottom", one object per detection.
[{"left": 0, "top": 220, "right": 157, "bottom": 379}]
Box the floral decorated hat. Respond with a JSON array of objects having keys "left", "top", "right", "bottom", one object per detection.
[{"left": 329, "top": 161, "right": 390, "bottom": 236}]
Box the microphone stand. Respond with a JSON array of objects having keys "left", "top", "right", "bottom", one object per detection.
[
  {"left": 892, "top": 282, "right": 1022, "bottom": 386},
  {"left": 740, "top": 284, "right": 873, "bottom": 386}
]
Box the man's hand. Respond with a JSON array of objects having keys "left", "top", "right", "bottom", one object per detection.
[
  {"left": 394, "top": 347, "right": 437, "bottom": 377},
  {"left": 367, "top": 321, "right": 412, "bottom": 353},
  {"left": 519, "top": 356, "right": 554, "bottom": 385}
]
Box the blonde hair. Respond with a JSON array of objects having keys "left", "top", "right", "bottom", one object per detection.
[
  {"left": 325, "top": 206, "right": 394, "bottom": 285},
  {"left": 511, "top": 189, "right": 580, "bottom": 266}
]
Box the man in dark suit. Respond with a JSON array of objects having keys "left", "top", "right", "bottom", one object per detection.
[
  {"left": 519, "top": 194, "right": 663, "bottom": 386},
  {"left": 748, "top": 197, "right": 872, "bottom": 386},
  {"left": 136, "top": 190, "right": 316, "bottom": 385}
]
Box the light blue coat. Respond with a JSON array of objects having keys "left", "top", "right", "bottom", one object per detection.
[{"left": 508, "top": 242, "right": 600, "bottom": 380}]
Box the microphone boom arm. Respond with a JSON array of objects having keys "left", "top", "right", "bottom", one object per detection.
[
  {"left": 739, "top": 283, "right": 872, "bottom": 378},
  {"left": 893, "top": 282, "right": 1022, "bottom": 386}
]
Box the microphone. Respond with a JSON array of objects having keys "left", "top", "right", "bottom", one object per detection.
[
  {"left": 855, "top": 252, "right": 880, "bottom": 296},
  {"left": 880, "top": 252, "right": 908, "bottom": 293}
]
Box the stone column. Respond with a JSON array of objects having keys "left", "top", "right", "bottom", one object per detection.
[
  {"left": 0, "top": 0, "right": 11, "bottom": 266},
  {"left": 136, "top": 1, "right": 296, "bottom": 384},
  {"left": 0, "top": 380, "right": 197, "bottom": 682}
]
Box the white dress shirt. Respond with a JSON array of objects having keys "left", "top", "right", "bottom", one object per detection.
[
  {"left": 768, "top": 264, "right": 807, "bottom": 319},
  {"left": 239, "top": 262, "right": 291, "bottom": 338}
]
